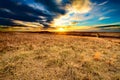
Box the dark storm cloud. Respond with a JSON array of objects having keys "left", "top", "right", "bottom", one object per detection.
[
  {"left": 0, "top": 0, "right": 57, "bottom": 27},
  {"left": 35, "top": 0, "right": 66, "bottom": 14},
  {"left": 0, "top": 18, "right": 16, "bottom": 26},
  {"left": 0, "top": 0, "right": 69, "bottom": 27}
]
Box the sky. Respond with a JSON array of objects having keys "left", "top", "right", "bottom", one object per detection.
[{"left": 0, "top": 0, "right": 120, "bottom": 28}]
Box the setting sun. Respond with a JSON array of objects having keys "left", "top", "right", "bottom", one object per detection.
[{"left": 57, "top": 27, "right": 65, "bottom": 32}]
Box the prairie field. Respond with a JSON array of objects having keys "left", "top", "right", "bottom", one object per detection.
[{"left": 0, "top": 32, "right": 120, "bottom": 80}]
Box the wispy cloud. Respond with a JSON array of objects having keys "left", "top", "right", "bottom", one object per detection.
[
  {"left": 56, "top": 0, "right": 62, "bottom": 4},
  {"left": 99, "top": 17, "right": 110, "bottom": 20},
  {"left": 99, "top": 1, "right": 109, "bottom": 6},
  {"left": 13, "top": 20, "right": 44, "bottom": 27},
  {"left": 0, "top": 8, "right": 14, "bottom": 14}
]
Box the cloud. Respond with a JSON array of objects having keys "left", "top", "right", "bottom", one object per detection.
[
  {"left": 0, "top": 0, "right": 55, "bottom": 27},
  {"left": 35, "top": 0, "right": 66, "bottom": 14},
  {"left": 0, "top": 0, "right": 119, "bottom": 28},
  {"left": 0, "top": 8, "right": 14, "bottom": 14},
  {"left": 51, "top": 0, "right": 93, "bottom": 27},
  {"left": 0, "top": 17, "right": 16, "bottom": 26},
  {"left": 99, "top": 17, "right": 110, "bottom": 20},
  {"left": 13, "top": 20, "right": 44, "bottom": 27},
  {"left": 56, "top": 0, "right": 62, "bottom": 4},
  {"left": 99, "top": 1, "right": 108, "bottom": 6},
  {"left": 69, "top": 0, "right": 92, "bottom": 13},
  {"left": 0, "top": 0, "right": 70, "bottom": 27}
]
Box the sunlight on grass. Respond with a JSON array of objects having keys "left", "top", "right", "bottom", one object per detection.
[{"left": 0, "top": 33, "right": 120, "bottom": 80}]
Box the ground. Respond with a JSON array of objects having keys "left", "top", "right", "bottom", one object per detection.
[{"left": 0, "top": 32, "right": 120, "bottom": 80}]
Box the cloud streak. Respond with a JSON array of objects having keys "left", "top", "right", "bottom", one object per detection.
[
  {"left": 99, "top": 17, "right": 110, "bottom": 20},
  {"left": 98, "top": 1, "right": 108, "bottom": 6}
]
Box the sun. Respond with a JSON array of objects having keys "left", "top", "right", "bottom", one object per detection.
[{"left": 57, "top": 27, "right": 65, "bottom": 32}]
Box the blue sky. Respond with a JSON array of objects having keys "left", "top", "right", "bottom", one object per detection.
[{"left": 0, "top": 0, "right": 120, "bottom": 27}]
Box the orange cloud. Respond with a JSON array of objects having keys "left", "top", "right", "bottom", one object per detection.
[{"left": 13, "top": 20, "right": 44, "bottom": 27}]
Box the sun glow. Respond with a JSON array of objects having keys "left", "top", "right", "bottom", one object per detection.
[{"left": 57, "top": 27, "right": 65, "bottom": 32}]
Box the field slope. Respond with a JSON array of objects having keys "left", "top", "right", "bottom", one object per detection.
[{"left": 0, "top": 32, "right": 120, "bottom": 80}]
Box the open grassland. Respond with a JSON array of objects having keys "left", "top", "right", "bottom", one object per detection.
[{"left": 0, "top": 32, "right": 120, "bottom": 80}]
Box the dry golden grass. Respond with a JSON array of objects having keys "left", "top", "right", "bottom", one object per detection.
[
  {"left": 0, "top": 32, "right": 120, "bottom": 80},
  {"left": 93, "top": 52, "right": 102, "bottom": 61}
]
